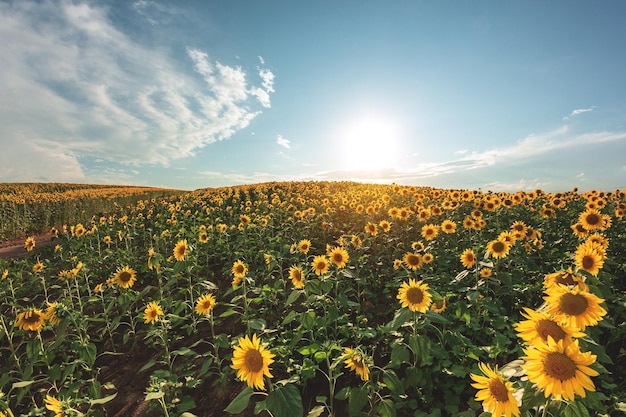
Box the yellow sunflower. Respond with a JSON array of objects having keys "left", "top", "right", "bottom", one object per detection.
[
  {"left": 403, "top": 252, "right": 422, "bottom": 270},
  {"left": 45, "top": 302, "right": 62, "bottom": 326},
  {"left": 144, "top": 301, "right": 164, "bottom": 324},
  {"left": 289, "top": 265, "right": 305, "bottom": 289},
  {"left": 574, "top": 241, "right": 605, "bottom": 276},
  {"left": 460, "top": 249, "right": 476, "bottom": 269},
  {"left": 470, "top": 362, "right": 520, "bottom": 417},
  {"left": 232, "top": 260, "right": 248, "bottom": 278},
  {"left": 543, "top": 269, "right": 588, "bottom": 291},
  {"left": 543, "top": 285, "right": 607, "bottom": 330},
  {"left": 397, "top": 278, "right": 432, "bottom": 313},
  {"left": 351, "top": 235, "right": 362, "bottom": 249},
  {"left": 198, "top": 231, "right": 209, "bottom": 243},
  {"left": 231, "top": 334, "right": 275, "bottom": 390},
  {"left": 514, "top": 307, "right": 585, "bottom": 346},
  {"left": 578, "top": 208, "right": 604, "bottom": 230},
  {"left": 364, "top": 222, "right": 378, "bottom": 236},
  {"left": 311, "top": 255, "right": 330, "bottom": 276},
  {"left": 510, "top": 221, "right": 527, "bottom": 237},
  {"left": 32, "top": 262, "right": 44, "bottom": 274},
  {"left": 422, "top": 253, "right": 434, "bottom": 264},
  {"left": 487, "top": 239, "right": 510, "bottom": 259},
  {"left": 24, "top": 236, "right": 36, "bottom": 252},
  {"left": 430, "top": 297, "right": 446, "bottom": 313},
  {"left": 343, "top": 348, "right": 370, "bottom": 381},
  {"left": 441, "top": 220, "right": 456, "bottom": 234},
  {"left": 421, "top": 224, "right": 439, "bottom": 241},
  {"left": 44, "top": 395, "right": 65, "bottom": 417},
  {"left": 2, "top": 269, "right": 8, "bottom": 280},
  {"left": 15, "top": 309, "right": 47, "bottom": 332},
  {"left": 298, "top": 239, "right": 312, "bottom": 254},
  {"left": 521, "top": 337, "right": 598, "bottom": 401},
  {"left": 379, "top": 220, "right": 391, "bottom": 233},
  {"left": 195, "top": 293, "right": 216, "bottom": 316},
  {"left": 173, "top": 239, "right": 189, "bottom": 261},
  {"left": 329, "top": 246, "right": 349, "bottom": 268},
  {"left": 103, "top": 235, "right": 112, "bottom": 245},
  {"left": 480, "top": 268, "right": 492, "bottom": 277},
  {"left": 114, "top": 265, "right": 137, "bottom": 289}
]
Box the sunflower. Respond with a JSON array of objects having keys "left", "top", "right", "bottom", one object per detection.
[
  {"left": 574, "top": 241, "right": 605, "bottom": 276},
  {"left": 298, "top": 239, "right": 312, "bottom": 254},
  {"left": 403, "top": 252, "right": 422, "bottom": 270},
  {"left": 15, "top": 309, "right": 47, "bottom": 332},
  {"left": 232, "top": 260, "right": 248, "bottom": 278},
  {"left": 441, "top": 220, "right": 456, "bottom": 234},
  {"left": 463, "top": 217, "right": 475, "bottom": 229},
  {"left": 45, "top": 302, "right": 62, "bottom": 326},
  {"left": 578, "top": 208, "right": 604, "bottom": 231},
  {"left": 543, "top": 269, "right": 588, "bottom": 291},
  {"left": 24, "top": 236, "right": 36, "bottom": 252},
  {"left": 521, "top": 337, "right": 598, "bottom": 401},
  {"left": 289, "top": 265, "right": 305, "bottom": 289},
  {"left": 311, "top": 255, "right": 330, "bottom": 276},
  {"left": 422, "top": 253, "right": 434, "bottom": 264},
  {"left": 411, "top": 241, "right": 425, "bottom": 252},
  {"left": 351, "top": 235, "right": 362, "bottom": 249},
  {"left": 393, "top": 259, "right": 402, "bottom": 270},
  {"left": 480, "top": 268, "right": 492, "bottom": 277},
  {"left": 470, "top": 362, "right": 520, "bottom": 417},
  {"left": 498, "top": 231, "right": 516, "bottom": 245},
  {"left": 198, "top": 231, "right": 209, "bottom": 243},
  {"left": 431, "top": 297, "right": 446, "bottom": 313},
  {"left": 543, "top": 285, "right": 607, "bottom": 330},
  {"left": 231, "top": 334, "right": 275, "bottom": 390},
  {"left": 460, "top": 249, "right": 476, "bottom": 269},
  {"left": 32, "top": 262, "right": 44, "bottom": 274},
  {"left": 114, "top": 265, "right": 137, "bottom": 289},
  {"left": 173, "top": 239, "right": 189, "bottom": 261},
  {"left": 144, "top": 301, "right": 164, "bottom": 324},
  {"left": 487, "top": 240, "right": 510, "bottom": 259},
  {"left": 379, "top": 220, "right": 391, "bottom": 233},
  {"left": 329, "top": 246, "right": 349, "bottom": 268},
  {"left": 421, "top": 224, "right": 439, "bottom": 241},
  {"left": 74, "top": 223, "right": 85, "bottom": 238},
  {"left": 44, "top": 395, "right": 65, "bottom": 417},
  {"left": 515, "top": 307, "right": 585, "bottom": 346},
  {"left": 364, "top": 222, "right": 378, "bottom": 236},
  {"left": 196, "top": 293, "right": 216, "bottom": 316},
  {"left": 343, "top": 348, "right": 370, "bottom": 381},
  {"left": 397, "top": 278, "right": 432, "bottom": 313},
  {"left": 510, "top": 221, "right": 527, "bottom": 237},
  {"left": 1, "top": 269, "right": 8, "bottom": 280}
]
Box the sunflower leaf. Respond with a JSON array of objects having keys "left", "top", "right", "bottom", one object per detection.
[
  {"left": 224, "top": 387, "right": 254, "bottom": 414},
  {"left": 266, "top": 383, "right": 303, "bottom": 417}
]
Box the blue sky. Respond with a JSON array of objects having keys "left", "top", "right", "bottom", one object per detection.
[{"left": 1, "top": 0, "right": 625, "bottom": 192}]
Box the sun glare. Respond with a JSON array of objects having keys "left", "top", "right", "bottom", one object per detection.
[{"left": 339, "top": 117, "right": 399, "bottom": 172}]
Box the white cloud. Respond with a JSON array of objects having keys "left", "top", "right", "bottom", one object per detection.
[
  {"left": 0, "top": 0, "right": 274, "bottom": 182},
  {"left": 563, "top": 106, "right": 596, "bottom": 120},
  {"left": 258, "top": 56, "right": 265, "bottom": 65},
  {"left": 276, "top": 135, "right": 291, "bottom": 149}
]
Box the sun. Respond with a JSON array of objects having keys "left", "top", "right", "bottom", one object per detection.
[{"left": 339, "top": 116, "right": 400, "bottom": 171}]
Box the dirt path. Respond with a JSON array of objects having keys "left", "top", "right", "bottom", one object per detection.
[{"left": 0, "top": 233, "right": 56, "bottom": 259}]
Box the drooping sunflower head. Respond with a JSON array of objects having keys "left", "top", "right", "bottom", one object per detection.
[
  {"left": 144, "top": 301, "right": 164, "bottom": 324},
  {"left": 15, "top": 308, "right": 47, "bottom": 332},
  {"left": 311, "top": 255, "right": 330, "bottom": 276},
  {"left": 195, "top": 293, "right": 217, "bottom": 316},
  {"left": 329, "top": 246, "right": 349, "bottom": 268},
  {"left": 289, "top": 265, "right": 305, "bottom": 289},
  {"left": 460, "top": 249, "right": 476, "bottom": 269},
  {"left": 515, "top": 307, "right": 585, "bottom": 346},
  {"left": 231, "top": 334, "right": 275, "bottom": 390},
  {"left": 343, "top": 348, "right": 370, "bottom": 381},
  {"left": 44, "top": 395, "right": 65, "bottom": 417},
  {"left": 543, "top": 269, "right": 588, "bottom": 291},
  {"left": 470, "top": 362, "right": 520, "bottom": 417},
  {"left": 397, "top": 278, "right": 432, "bottom": 313},
  {"left": 543, "top": 285, "right": 607, "bottom": 330},
  {"left": 487, "top": 239, "right": 511, "bottom": 259},
  {"left": 173, "top": 239, "right": 189, "bottom": 261},
  {"left": 45, "top": 302, "right": 64, "bottom": 326},
  {"left": 403, "top": 252, "right": 422, "bottom": 271},
  {"left": 521, "top": 337, "right": 599, "bottom": 401},
  {"left": 114, "top": 265, "right": 137, "bottom": 289}
]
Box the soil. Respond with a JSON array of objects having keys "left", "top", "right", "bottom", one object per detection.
[{"left": 0, "top": 232, "right": 56, "bottom": 259}]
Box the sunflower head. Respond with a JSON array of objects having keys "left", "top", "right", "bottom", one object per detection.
[
  {"left": 515, "top": 307, "right": 585, "bottom": 346},
  {"left": 195, "top": 293, "right": 217, "bottom": 316},
  {"left": 297, "top": 239, "right": 312, "bottom": 254},
  {"left": 289, "top": 265, "right": 305, "bottom": 289},
  {"left": 343, "top": 348, "right": 370, "bottom": 381},
  {"left": 397, "top": 278, "right": 432, "bottom": 313},
  {"left": 403, "top": 252, "right": 422, "bottom": 270},
  {"left": 144, "top": 301, "right": 164, "bottom": 324},
  {"left": 329, "top": 246, "right": 349, "bottom": 268},
  {"left": 232, "top": 260, "right": 248, "bottom": 278},
  {"left": 460, "top": 249, "right": 476, "bottom": 269},
  {"left": 487, "top": 239, "right": 511, "bottom": 259},
  {"left": 311, "top": 255, "right": 330, "bottom": 276},
  {"left": 15, "top": 309, "right": 48, "bottom": 332},
  {"left": 114, "top": 265, "right": 137, "bottom": 289},
  {"left": 543, "top": 286, "right": 607, "bottom": 330},
  {"left": 173, "top": 239, "right": 189, "bottom": 261},
  {"left": 470, "top": 362, "right": 520, "bottom": 417},
  {"left": 231, "top": 334, "right": 275, "bottom": 390}
]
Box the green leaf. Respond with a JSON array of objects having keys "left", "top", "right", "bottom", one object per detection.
[
  {"left": 266, "top": 384, "right": 303, "bottom": 417},
  {"left": 307, "top": 405, "right": 325, "bottom": 417},
  {"left": 348, "top": 385, "right": 369, "bottom": 417},
  {"left": 382, "top": 370, "right": 404, "bottom": 396},
  {"left": 12, "top": 380, "right": 34, "bottom": 389},
  {"left": 384, "top": 308, "right": 413, "bottom": 332},
  {"left": 139, "top": 359, "right": 157, "bottom": 373},
  {"left": 390, "top": 343, "right": 410, "bottom": 367},
  {"left": 145, "top": 391, "right": 164, "bottom": 401},
  {"left": 297, "top": 343, "right": 321, "bottom": 356},
  {"left": 90, "top": 393, "right": 118, "bottom": 405},
  {"left": 249, "top": 318, "right": 266, "bottom": 331},
  {"left": 374, "top": 398, "right": 396, "bottom": 417},
  {"left": 285, "top": 290, "right": 302, "bottom": 306},
  {"left": 224, "top": 387, "right": 254, "bottom": 414}
]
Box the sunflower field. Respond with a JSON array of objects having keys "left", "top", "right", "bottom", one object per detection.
[{"left": 0, "top": 181, "right": 625, "bottom": 417}]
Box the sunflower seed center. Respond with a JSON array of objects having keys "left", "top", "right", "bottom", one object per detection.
[
  {"left": 544, "top": 352, "right": 576, "bottom": 381},
  {"left": 245, "top": 349, "right": 264, "bottom": 372},
  {"left": 119, "top": 272, "right": 131, "bottom": 282},
  {"left": 558, "top": 293, "right": 588, "bottom": 316},
  {"left": 488, "top": 379, "right": 510, "bottom": 402},
  {"left": 536, "top": 319, "right": 566, "bottom": 342},
  {"left": 406, "top": 287, "right": 424, "bottom": 305}
]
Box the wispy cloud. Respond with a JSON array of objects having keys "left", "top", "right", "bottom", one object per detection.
[
  {"left": 563, "top": 106, "right": 596, "bottom": 120},
  {"left": 276, "top": 135, "right": 291, "bottom": 149},
  {"left": 0, "top": 0, "right": 274, "bottom": 182}
]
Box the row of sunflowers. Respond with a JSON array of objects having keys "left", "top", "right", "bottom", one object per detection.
[{"left": 0, "top": 181, "right": 625, "bottom": 417}]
